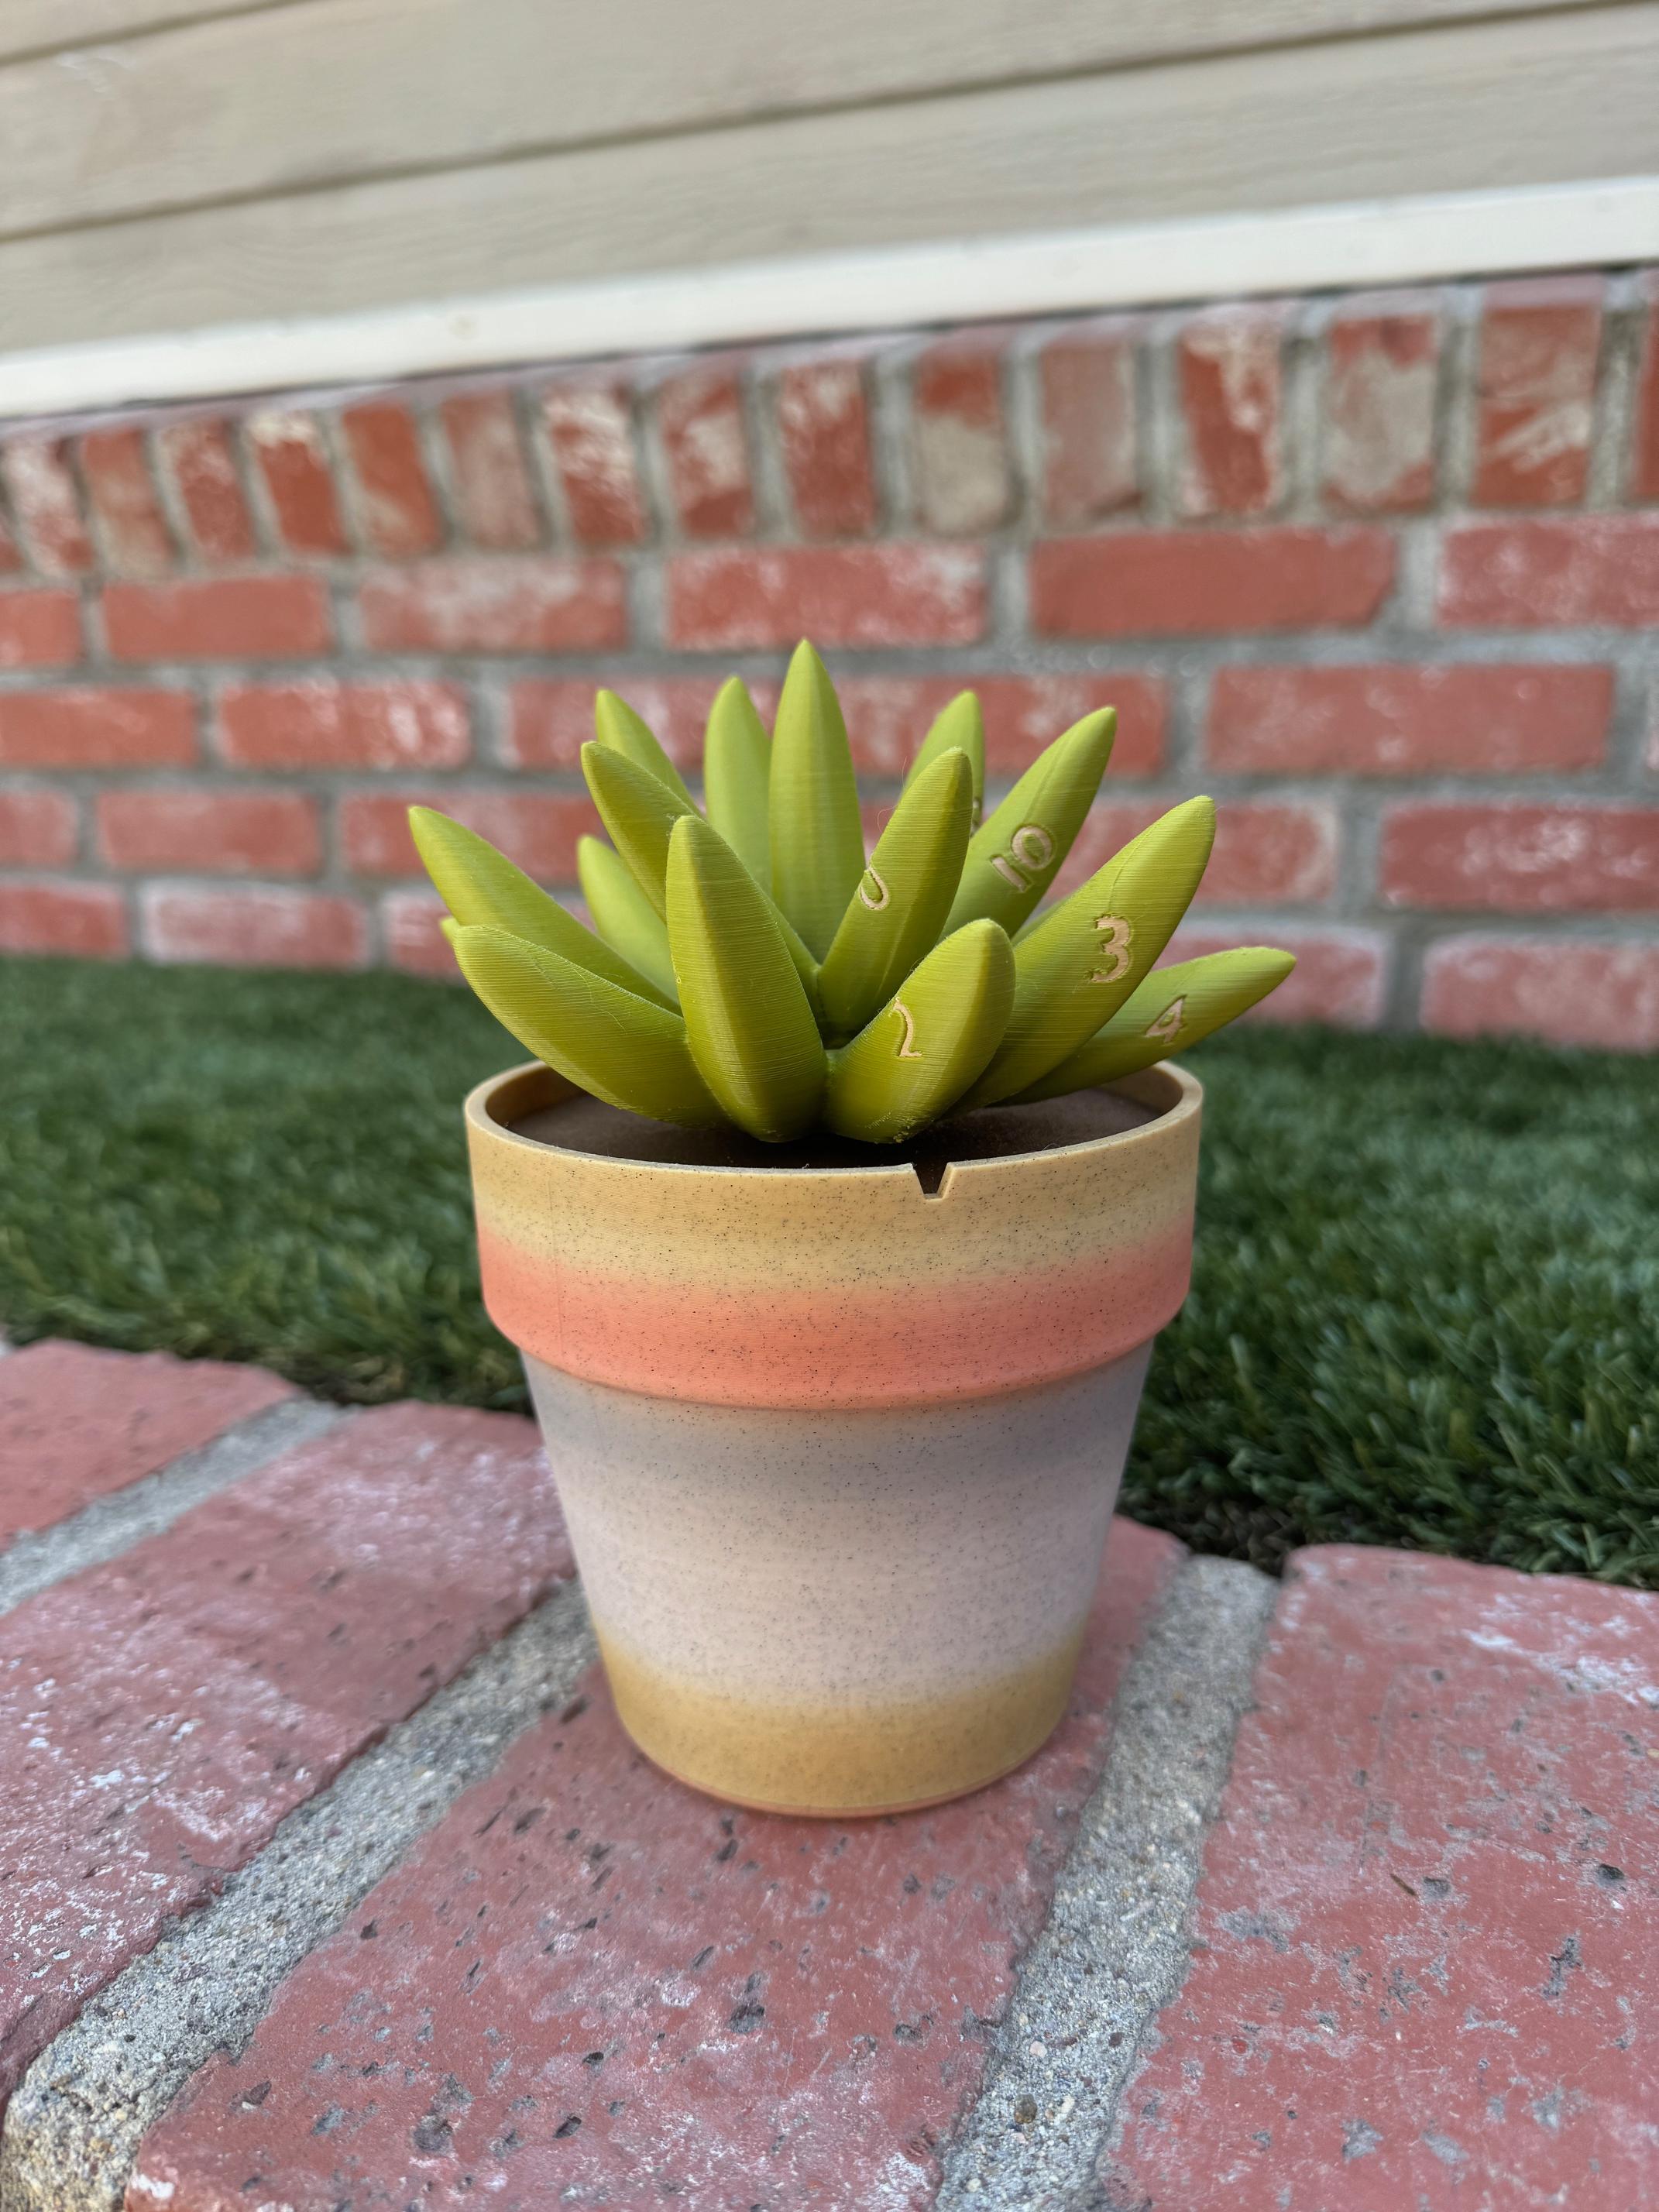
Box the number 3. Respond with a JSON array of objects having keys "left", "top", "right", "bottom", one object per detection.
[{"left": 1090, "top": 913, "right": 1134, "bottom": 984}]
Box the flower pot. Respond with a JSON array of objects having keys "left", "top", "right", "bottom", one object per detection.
[{"left": 464, "top": 1060, "right": 1201, "bottom": 1817}]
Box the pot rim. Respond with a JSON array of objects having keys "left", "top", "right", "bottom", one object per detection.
[{"left": 464, "top": 1057, "right": 1202, "bottom": 1200}]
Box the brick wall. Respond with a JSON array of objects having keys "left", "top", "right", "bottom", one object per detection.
[{"left": 3, "top": 270, "right": 1658, "bottom": 1048}]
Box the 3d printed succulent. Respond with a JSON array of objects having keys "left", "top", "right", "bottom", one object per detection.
[{"left": 413, "top": 643, "right": 1293, "bottom": 1144}]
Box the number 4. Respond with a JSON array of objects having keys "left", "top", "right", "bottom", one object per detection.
[{"left": 1143, "top": 996, "right": 1185, "bottom": 1044}]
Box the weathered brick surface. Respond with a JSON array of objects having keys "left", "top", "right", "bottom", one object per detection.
[
  {"left": 129, "top": 1520, "right": 1183, "bottom": 2211},
  {"left": 141, "top": 884, "right": 369, "bottom": 967},
  {"left": 105, "top": 575, "right": 333, "bottom": 661},
  {"left": 216, "top": 678, "right": 470, "bottom": 771},
  {"left": 1059, "top": 800, "right": 1338, "bottom": 906},
  {"left": 1170, "top": 922, "right": 1391, "bottom": 1026},
  {"left": 1423, "top": 933, "right": 1659, "bottom": 1049},
  {"left": 1381, "top": 802, "right": 1659, "bottom": 912},
  {"left": 359, "top": 556, "right": 626, "bottom": 652},
  {"left": 97, "top": 789, "right": 322, "bottom": 876},
  {"left": 78, "top": 428, "right": 174, "bottom": 578},
  {"left": 1032, "top": 527, "right": 1395, "bottom": 636},
  {"left": 1097, "top": 1547, "right": 1659, "bottom": 2210},
  {"left": 0, "top": 788, "right": 77, "bottom": 867},
  {"left": 1322, "top": 299, "right": 1440, "bottom": 513},
  {"left": 1208, "top": 663, "right": 1612, "bottom": 775},
  {"left": 0, "top": 1399, "right": 571, "bottom": 2111},
  {"left": 340, "top": 789, "right": 595, "bottom": 879},
  {"left": 0, "top": 879, "right": 128, "bottom": 956},
  {"left": 439, "top": 391, "right": 541, "bottom": 551},
  {"left": 1177, "top": 307, "right": 1283, "bottom": 518},
  {"left": 0, "top": 589, "right": 81, "bottom": 670},
  {"left": 1, "top": 273, "right": 1657, "bottom": 1030},
  {"left": 668, "top": 543, "right": 986, "bottom": 648},
  {"left": 0, "top": 1340, "right": 292, "bottom": 1554},
  {"left": 1472, "top": 276, "right": 1602, "bottom": 510},
  {"left": 156, "top": 419, "right": 257, "bottom": 566},
  {"left": 382, "top": 886, "right": 458, "bottom": 975}
]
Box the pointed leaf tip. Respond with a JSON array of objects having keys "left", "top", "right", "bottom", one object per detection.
[
  {"left": 703, "top": 675, "right": 771, "bottom": 882},
  {"left": 1010, "top": 946, "right": 1297, "bottom": 1101},
  {"left": 770, "top": 640, "right": 864, "bottom": 960},
  {"left": 824, "top": 919, "right": 1015, "bottom": 1144},
  {"left": 945, "top": 706, "right": 1117, "bottom": 938},
  {"left": 592, "top": 689, "right": 696, "bottom": 811}
]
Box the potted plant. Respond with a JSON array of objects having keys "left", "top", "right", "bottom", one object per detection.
[{"left": 414, "top": 644, "right": 1290, "bottom": 1817}]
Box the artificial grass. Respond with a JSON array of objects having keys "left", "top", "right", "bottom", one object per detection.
[{"left": 1, "top": 954, "right": 1654, "bottom": 1585}]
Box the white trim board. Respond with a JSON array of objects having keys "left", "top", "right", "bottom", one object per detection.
[{"left": 1, "top": 176, "right": 1654, "bottom": 423}]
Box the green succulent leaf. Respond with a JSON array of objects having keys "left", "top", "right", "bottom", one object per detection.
[
  {"left": 824, "top": 919, "right": 1015, "bottom": 1143},
  {"left": 580, "top": 740, "right": 696, "bottom": 918},
  {"left": 576, "top": 834, "right": 678, "bottom": 1005},
  {"left": 703, "top": 676, "right": 771, "bottom": 881},
  {"left": 408, "top": 805, "right": 672, "bottom": 1008},
  {"left": 1010, "top": 946, "right": 1298, "bottom": 1101},
  {"left": 944, "top": 708, "right": 1116, "bottom": 939},
  {"left": 770, "top": 640, "right": 866, "bottom": 960},
  {"left": 959, "top": 795, "right": 1218, "bottom": 1110},
  {"left": 438, "top": 913, "right": 462, "bottom": 949},
  {"left": 666, "top": 815, "right": 825, "bottom": 1142},
  {"left": 816, "top": 747, "right": 974, "bottom": 1042},
  {"left": 592, "top": 689, "right": 696, "bottom": 812},
  {"left": 906, "top": 691, "right": 985, "bottom": 826},
  {"left": 452, "top": 924, "right": 722, "bottom": 1126}
]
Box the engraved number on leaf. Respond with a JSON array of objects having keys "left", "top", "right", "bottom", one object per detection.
[
  {"left": 1144, "top": 995, "right": 1186, "bottom": 1043},
  {"left": 988, "top": 822, "right": 1056, "bottom": 891},
  {"left": 1090, "top": 913, "right": 1134, "bottom": 984},
  {"left": 893, "top": 999, "right": 921, "bottom": 1059},
  {"left": 858, "top": 867, "right": 891, "bottom": 912}
]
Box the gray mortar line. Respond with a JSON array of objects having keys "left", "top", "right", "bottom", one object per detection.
[
  {"left": 0, "top": 1396, "right": 345, "bottom": 1619},
  {"left": 936, "top": 1553, "right": 1278, "bottom": 2212},
  {"left": 0, "top": 1579, "right": 596, "bottom": 2212}
]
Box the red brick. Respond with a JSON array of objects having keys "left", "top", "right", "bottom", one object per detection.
[
  {"left": 668, "top": 542, "right": 986, "bottom": 649},
  {"left": 440, "top": 390, "right": 541, "bottom": 551},
  {"left": 838, "top": 672, "right": 1166, "bottom": 780},
  {"left": 1208, "top": 662, "right": 1612, "bottom": 775},
  {"left": 0, "top": 519, "right": 19, "bottom": 576},
  {"left": 1633, "top": 280, "right": 1659, "bottom": 503},
  {"left": 0, "top": 1399, "right": 570, "bottom": 2108},
  {"left": 911, "top": 331, "right": 1013, "bottom": 534},
  {"left": 1472, "top": 276, "right": 1602, "bottom": 509},
  {"left": 1, "top": 436, "right": 93, "bottom": 575},
  {"left": 341, "top": 789, "right": 595, "bottom": 879},
  {"left": 0, "top": 586, "right": 81, "bottom": 668},
  {"left": 0, "top": 688, "right": 195, "bottom": 769},
  {"left": 654, "top": 363, "right": 754, "bottom": 539},
  {"left": 539, "top": 377, "right": 649, "bottom": 547},
  {"left": 359, "top": 556, "right": 625, "bottom": 653},
  {"left": 77, "top": 425, "right": 174, "bottom": 576},
  {"left": 340, "top": 399, "right": 443, "bottom": 558},
  {"left": 1168, "top": 922, "right": 1389, "bottom": 1025},
  {"left": 1056, "top": 799, "right": 1337, "bottom": 905},
  {"left": 1323, "top": 298, "right": 1441, "bottom": 513},
  {"left": 1098, "top": 1546, "right": 1659, "bottom": 2210},
  {"left": 0, "top": 788, "right": 77, "bottom": 867},
  {"left": 141, "top": 884, "right": 369, "bottom": 968},
  {"left": 246, "top": 410, "right": 349, "bottom": 557},
  {"left": 775, "top": 355, "right": 878, "bottom": 538},
  {"left": 1039, "top": 319, "right": 1141, "bottom": 525},
  {"left": 156, "top": 418, "right": 257, "bottom": 565},
  {"left": 1440, "top": 515, "right": 1659, "bottom": 627},
  {"left": 381, "top": 887, "right": 459, "bottom": 977},
  {"left": 1177, "top": 307, "right": 1285, "bottom": 517},
  {"left": 132, "top": 1520, "right": 1180, "bottom": 2211},
  {"left": 217, "top": 678, "right": 469, "bottom": 771},
  {"left": 505, "top": 676, "right": 733, "bottom": 774},
  {"left": 1422, "top": 933, "right": 1659, "bottom": 1049},
  {"left": 105, "top": 575, "right": 332, "bottom": 661},
  {"left": 0, "top": 879, "right": 127, "bottom": 957},
  {"left": 1032, "top": 527, "right": 1395, "bottom": 637},
  {"left": 98, "top": 788, "right": 321, "bottom": 875},
  {"left": 0, "top": 1341, "right": 291, "bottom": 1551},
  {"left": 1381, "top": 802, "right": 1659, "bottom": 911}
]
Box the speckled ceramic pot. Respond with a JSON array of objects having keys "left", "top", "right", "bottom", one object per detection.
[{"left": 464, "top": 1060, "right": 1202, "bottom": 1816}]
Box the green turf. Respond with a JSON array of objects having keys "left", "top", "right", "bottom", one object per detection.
[{"left": 2, "top": 955, "right": 1654, "bottom": 1585}]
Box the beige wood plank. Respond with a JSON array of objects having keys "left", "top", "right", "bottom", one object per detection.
[
  {"left": 0, "top": 0, "right": 1640, "bottom": 241},
  {"left": 0, "top": 1, "right": 296, "bottom": 67},
  {"left": 1, "top": 3, "right": 1654, "bottom": 356}
]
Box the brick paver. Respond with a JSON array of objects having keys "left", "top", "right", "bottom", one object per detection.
[
  {"left": 1095, "top": 1547, "right": 1659, "bottom": 2210},
  {"left": 0, "top": 1399, "right": 568, "bottom": 2110},
  {"left": 0, "top": 1341, "right": 292, "bottom": 1554},
  {"left": 127, "top": 1522, "right": 1184, "bottom": 2211}
]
